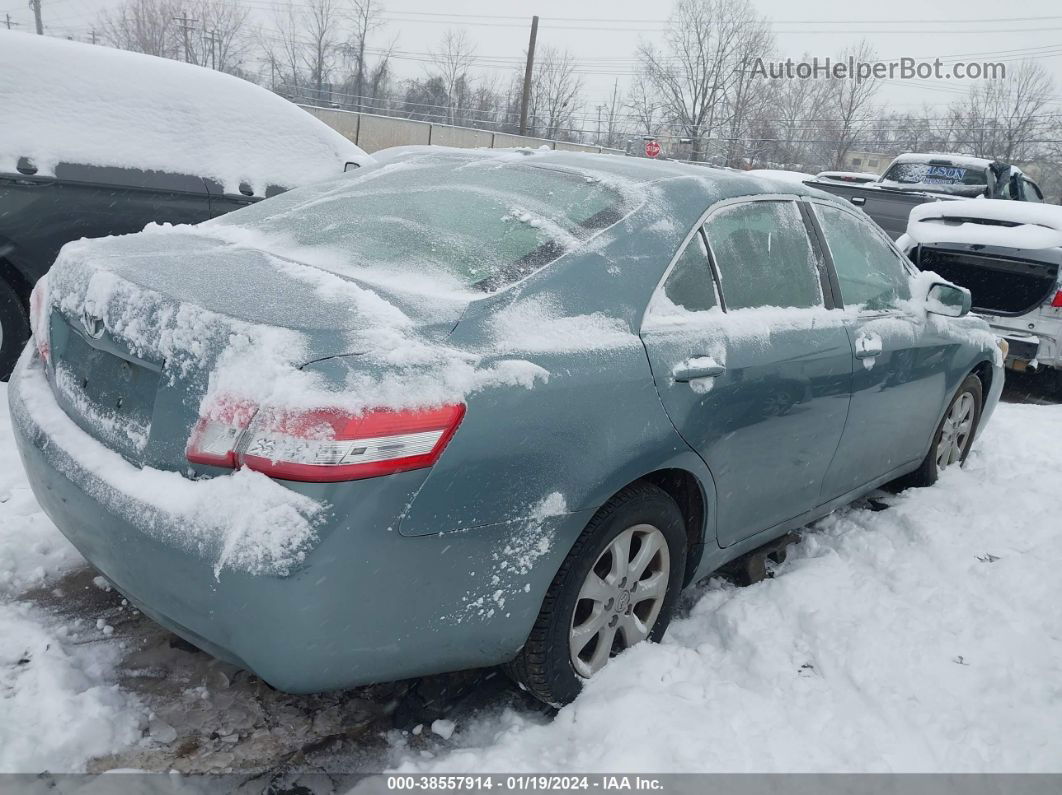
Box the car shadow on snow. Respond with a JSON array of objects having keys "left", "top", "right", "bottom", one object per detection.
[{"left": 17, "top": 567, "right": 548, "bottom": 777}]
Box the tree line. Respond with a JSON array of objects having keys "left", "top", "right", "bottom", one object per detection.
[{"left": 96, "top": 0, "right": 1062, "bottom": 196}]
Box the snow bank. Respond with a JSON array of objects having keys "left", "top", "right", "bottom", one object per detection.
[
  {"left": 0, "top": 602, "right": 142, "bottom": 772},
  {"left": 0, "top": 383, "right": 144, "bottom": 773},
  {"left": 906, "top": 199, "right": 1062, "bottom": 250},
  {"left": 0, "top": 31, "right": 368, "bottom": 194},
  {"left": 393, "top": 403, "right": 1062, "bottom": 773}
]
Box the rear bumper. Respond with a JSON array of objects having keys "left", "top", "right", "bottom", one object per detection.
[
  {"left": 9, "top": 351, "right": 586, "bottom": 691},
  {"left": 980, "top": 315, "right": 1062, "bottom": 370}
]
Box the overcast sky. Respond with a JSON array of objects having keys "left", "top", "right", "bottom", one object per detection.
[{"left": 7, "top": 0, "right": 1062, "bottom": 131}]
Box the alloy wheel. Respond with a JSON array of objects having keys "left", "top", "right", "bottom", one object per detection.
[
  {"left": 936, "top": 391, "right": 975, "bottom": 470},
  {"left": 569, "top": 523, "right": 670, "bottom": 678}
]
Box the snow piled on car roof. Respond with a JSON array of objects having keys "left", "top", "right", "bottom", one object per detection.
[{"left": 0, "top": 31, "right": 368, "bottom": 194}]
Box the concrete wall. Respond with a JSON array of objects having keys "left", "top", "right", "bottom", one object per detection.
[
  {"left": 301, "top": 105, "right": 623, "bottom": 157},
  {"left": 429, "top": 124, "right": 493, "bottom": 149},
  {"left": 356, "top": 113, "right": 431, "bottom": 153}
]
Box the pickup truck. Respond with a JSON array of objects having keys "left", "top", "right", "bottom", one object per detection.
[
  {"left": 0, "top": 32, "right": 369, "bottom": 380},
  {"left": 806, "top": 153, "right": 1045, "bottom": 240}
]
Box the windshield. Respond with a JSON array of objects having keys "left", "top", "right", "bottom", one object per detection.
[
  {"left": 882, "top": 161, "right": 988, "bottom": 188},
  {"left": 213, "top": 155, "right": 627, "bottom": 292}
]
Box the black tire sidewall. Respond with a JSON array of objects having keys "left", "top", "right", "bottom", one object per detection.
[
  {"left": 538, "top": 485, "right": 687, "bottom": 704},
  {"left": 0, "top": 280, "right": 31, "bottom": 382}
]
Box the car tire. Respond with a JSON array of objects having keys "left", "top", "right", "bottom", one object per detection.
[
  {"left": 0, "top": 279, "right": 31, "bottom": 382},
  {"left": 507, "top": 482, "right": 687, "bottom": 706},
  {"left": 895, "top": 373, "right": 983, "bottom": 489}
]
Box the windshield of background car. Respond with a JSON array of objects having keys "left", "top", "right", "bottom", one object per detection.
[
  {"left": 213, "top": 156, "right": 628, "bottom": 292},
  {"left": 881, "top": 161, "right": 988, "bottom": 188}
]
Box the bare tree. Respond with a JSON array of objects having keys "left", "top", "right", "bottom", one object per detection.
[
  {"left": 598, "top": 79, "right": 627, "bottom": 148},
  {"left": 430, "top": 28, "right": 477, "bottom": 125},
  {"left": 184, "top": 0, "right": 248, "bottom": 72},
  {"left": 527, "top": 46, "right": 583, "bottom": 139},
  {"left": 639, "top": 0, "right": 769, "bottom": 162},
  {"left": 767, "top": 60, "right": 833, "bottom": 168},
  {"left": 826, "top": 40, "right": 881, "bottom": 169},
  {"left": 99, "top": 0, "right": 180, "bottom": 59},
  {"left": 343, "top": 0, "right": 386, "bottom": 112},
  {"left": 720, "top": 11, "right": 774, "bottom": 167},
  {"left": 951, "top": 61, "right": 1055, "bottom": 161},
  {"left": 259, "top": 4, "right": 304, "bottom": 96},
  {"left": 626, "top": 75, "right": 662, "bottom": 137},
  {"left": 301, "top": 0, "right": 341, "bottom": 103}
]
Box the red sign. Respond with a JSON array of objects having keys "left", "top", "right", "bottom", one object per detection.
[{"left": 644, "top": 139, "right": 661, "bottom": 158}]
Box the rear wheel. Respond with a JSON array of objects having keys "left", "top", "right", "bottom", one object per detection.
[
  {"left": 508, "top": 482, "right": 687, "bottom": 706},
  {"left": 0, "top": 279, "right": 30, "bottom": 382},
  {"left": 895, "top": 373, "right": 983, "bottom": 489}
]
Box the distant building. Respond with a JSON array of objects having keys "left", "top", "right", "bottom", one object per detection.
[{"left": 842, "top": 151, "right": 889, "bottom": 174}]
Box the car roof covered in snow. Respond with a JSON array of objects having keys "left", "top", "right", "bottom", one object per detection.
[
  {"left": 889, "top": 152, "right": 1000, "bottom": 170},
  {"left": 0, "top": 31, "right": 371, "bottom": 196},
  {"left": 369, "top": 146, "right": 834, "bottom": 205}
]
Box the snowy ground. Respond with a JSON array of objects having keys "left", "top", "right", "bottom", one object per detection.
[{"left": 1, "top": 372, "right": 1060, "bottom": 775}]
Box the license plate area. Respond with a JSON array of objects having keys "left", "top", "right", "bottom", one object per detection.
[{"left": 50, "top": 313, "right": 161, "bottom": 462}]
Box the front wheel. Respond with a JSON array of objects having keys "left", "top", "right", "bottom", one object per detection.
[
  {"left": 508, "top": 482, "right": 687, "bottom": 706},
  {"left": 896, "top": 373, "right": 983, "bottom": 489}
]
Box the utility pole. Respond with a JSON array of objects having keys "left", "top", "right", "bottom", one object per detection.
[
  {"left": 28, "top": 0, "right": 43, "bottom": 34},
  {"left": 203, "top": 29, "right": 218, "bottom": 69},
  {"left": 4, "top": 12, "right": 19, "bottom": 29},
  {"left": 518, "top": 15, "right": 539, "bottom": 136},
  {"left": 173, "top": 13, "right": 198, "bottom": 63}
]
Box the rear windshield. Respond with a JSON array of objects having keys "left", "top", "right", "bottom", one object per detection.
[
  {"left": 213, "top": 155, "right": 627, "bottom": 291},
  {"left": 882, "top": 161, "right": 988, "bottom": 187}
]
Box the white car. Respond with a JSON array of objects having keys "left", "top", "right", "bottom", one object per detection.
[{"left": 898, "top": 200, "right": 1062, "bottom": 391}]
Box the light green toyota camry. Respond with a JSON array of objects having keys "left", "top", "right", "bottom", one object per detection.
[{"left": 10, "top": 148, "right": 1003, "bottom": 705}]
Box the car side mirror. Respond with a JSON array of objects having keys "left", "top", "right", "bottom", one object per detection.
[
  {"left": 344, "top": 162, "right": 360, "bottom": 172},
  {"left": 926, "top": 282, "right": 972, "bottom": 318}
]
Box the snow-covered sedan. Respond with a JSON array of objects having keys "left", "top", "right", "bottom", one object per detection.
[
  {"left": 0, "top": 32, "right": 371, "bottom": 380},
  {"left": 9, "top": 149, "right": 1004, "bottom": 705}
]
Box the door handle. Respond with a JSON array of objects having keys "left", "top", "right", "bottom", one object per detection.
[
  {"left": 674, "top": 360, "right": 726, "bottom": 382},
  {"left": 850, "top": 196, "right": 866, "bottom": 206},
  {"left": 854, "top": 332, "right": 883, "bottom": 358}
]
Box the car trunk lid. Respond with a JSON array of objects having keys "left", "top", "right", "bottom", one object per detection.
[{"left": 41, "top": 229, "right": 472, "bottom": 472}]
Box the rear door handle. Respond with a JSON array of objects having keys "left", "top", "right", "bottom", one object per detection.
[
  {"left": 674, "top": 360, "right": 726, "bottom": 382},
  {"left": 854, "top": 332, "right": 883, "bottom": 358},
  {"left": 850, "top": 196, "right": 866, "bottom": 206}
]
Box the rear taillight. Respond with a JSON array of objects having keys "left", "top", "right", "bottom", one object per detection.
[
  {"left": 1051, "top": 290, "right": 1062, "bottom": 308},
  {"left": 187, "top": 400, "right": 466, "bottom": 483},
  {"left": 28, "top": 277, "right": 51, "bottom": 362}
]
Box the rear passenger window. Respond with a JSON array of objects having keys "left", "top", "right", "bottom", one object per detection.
[
  {"left": 813, "top": 204, "right": 912, "bottom": 309},
  {"left": 659, "top": 232, "right": 719, "bottom": 313},
  {"left": 703, "top": 201, "right": 823, "bottom": 310}
]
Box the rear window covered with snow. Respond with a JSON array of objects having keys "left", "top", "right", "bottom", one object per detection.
[{"left": 212, "top": 157, "right": 627, "bottom": 291}]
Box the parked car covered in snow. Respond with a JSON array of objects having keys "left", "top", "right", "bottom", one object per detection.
[
  {"left": 898, "top": 199, "right": 1062, "bottom": 391},
  {"left": 9, "top": 149, "right": 1004, "bottom": 705},
  {"left": 808, "top": 153, "right": 1045, "bottom": 240},
  {"left": 0, "top": 31, "right": 371, "bottom": 380}
]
